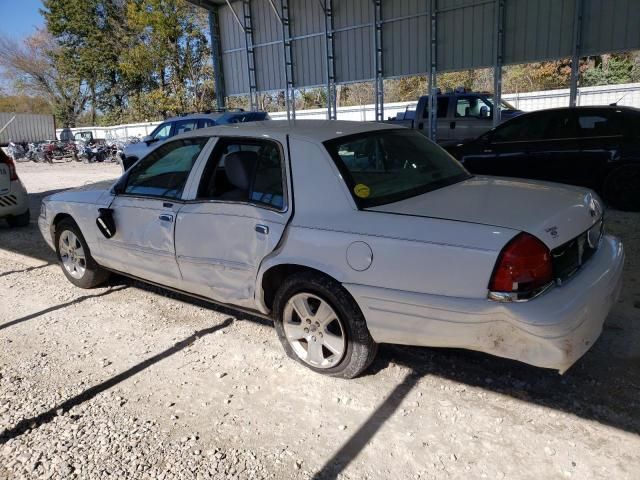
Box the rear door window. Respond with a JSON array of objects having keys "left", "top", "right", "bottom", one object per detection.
[
  {"left": 197, "top": 139, "right": 286, "bottom": 210},
  {"left": 422, "top": 97, "right": 449, "bottom": 118},
  {"left": 199, "top": 118, "right": 216, "bottom": 129},
  {"left": 174, "top": 119, "right": 199, "bottom": 135},
  {"left": 577, "top": 111, "right": 624, "bottom": 137}
]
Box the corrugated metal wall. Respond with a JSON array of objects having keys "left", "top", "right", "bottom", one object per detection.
[{"left": 211, "top": 0, "right": 640, "bottom": 96}]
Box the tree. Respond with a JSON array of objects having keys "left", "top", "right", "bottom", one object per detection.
[
  {"left": 120, "top": 0, "right": 214, "bottom": 119},
  {"left": 0, "top": 31, "right": 88, "bottom": 126}
]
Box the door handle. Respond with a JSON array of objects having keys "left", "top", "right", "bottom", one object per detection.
[
  {"left": 255, "top": 224, "right": 269, "bottom": 235},
  {"left": 159, "top": 214, "right": 174, "bottom": 223}
]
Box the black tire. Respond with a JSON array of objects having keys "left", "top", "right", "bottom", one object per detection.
[
  {"left": 273, "top": 271, "right": 378, "bottom": 379},
  {"left": 603, "top": 165, "right": 640, "bottom": 211},
  {"left": 55, "top": 218, "right": 110, "bottom": 288},
  {"left": 6, "top": 209, "right": 30, "bottom": 227}
]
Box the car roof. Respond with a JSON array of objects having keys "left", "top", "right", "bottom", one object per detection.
[
  {"left": 517, "top": 105, "right": 640, "bottom": 116},
  {"left": 163, "top": 113, "right": 225, "bottom": 122},
  {"left": 178, "top": 119, "right": 402, "bottom": 143}
]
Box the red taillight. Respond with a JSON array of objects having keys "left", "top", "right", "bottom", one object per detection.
[
  {"left": 489, "top": 233, "right": 553, "bottom": 296},
  {"left": 1, "top": 153, "right": 19, "bottom": 181}
]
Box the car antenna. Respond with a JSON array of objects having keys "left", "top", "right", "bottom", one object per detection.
[{"left": 609, "top": 92, "right": 629, "bottom": 106}]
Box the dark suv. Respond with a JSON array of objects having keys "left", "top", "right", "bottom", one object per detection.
[{"left": 453, "top": 106, "right": 640, "bottom": 211}]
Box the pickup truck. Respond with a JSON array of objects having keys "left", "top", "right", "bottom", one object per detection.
[{"left": 387, "top": 89, "right": 522, "bottom": 147}]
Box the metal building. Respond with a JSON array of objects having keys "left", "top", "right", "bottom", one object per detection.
[{"left": 188, "top": 0, "right": 640, "bottom": 137}]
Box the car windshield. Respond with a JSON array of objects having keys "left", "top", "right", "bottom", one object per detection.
[
  {"left": 485, "top": 95, "right": 517, "bottom": 111},
  {"left": 324, "top": 129, "right": 471, "bottom": 208}
]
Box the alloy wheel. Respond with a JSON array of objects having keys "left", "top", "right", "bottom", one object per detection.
[
  {"left": 58, "top": 230, "right": 87, "bottom": 279},
  {"left": 283, "top": 293, "right": 346, "bottom": 369}
]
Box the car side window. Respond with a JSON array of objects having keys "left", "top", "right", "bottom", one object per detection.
[
  {"left": 456, "top": 97, "right": 492, "bottom": 118},
  {"left": 577, "top": 112, "right": 623, "bottom": 137},
  {"left": 199, "top": 119, "right": 216, "bottom": 129},
  {"left": 124, "top": 138, "right": 209, "bottom": 200},
  {"left": 543, "top": 112, "right": 578, "bottom": 139},
  {"left": 490, "top": 116, "right": 529, "bottom": 142},
  {"left": 152, "top": 123, "right": 172, "bottom": 141},
  {"left": 174, "top": 119, "right": 198, "bottom": 135},
  {"left": 422, "top": 97, "right": 449, "bottom": 118},
  {"left": 197, "top": 139, "right": 285, "bottom": 210}
]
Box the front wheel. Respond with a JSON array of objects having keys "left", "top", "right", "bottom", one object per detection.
[
  {"left": 273, "top": 271, "right": 378, "bottom": 379},
  {"left": 603, "top": 165, "right": 640, "bottom": 211},
  {"left": 55, "top": 219, "right": 110, "bottom": 288}
]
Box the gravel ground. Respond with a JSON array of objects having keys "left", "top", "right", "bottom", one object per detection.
[{"left": 1, "top": 161, "right": 639, "bottom": 479}]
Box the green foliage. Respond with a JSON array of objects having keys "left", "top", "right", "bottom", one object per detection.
[{"left": 582, "top": 54, "right": 640, "bottom": 87}]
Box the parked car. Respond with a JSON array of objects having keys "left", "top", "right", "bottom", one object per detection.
[
  {"left": 452, "top": 106, "right": 640, "bottom": 211},
  {"left": 122, "top": 110, "right": 270, "bottom": 171},
  {"left": 0, "top": 148, "right": 29, "bottom": 226},
  {"left": 39, "top": 121, "right": 624, "bottom": 378},
  {"left": 385, "top": 88, "right": 522, "bottom": 147}
]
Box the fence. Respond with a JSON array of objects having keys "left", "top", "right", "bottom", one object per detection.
[{"left": 56, "top": 82, "right": 640, "bottom": 139}]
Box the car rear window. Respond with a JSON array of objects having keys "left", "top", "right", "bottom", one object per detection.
[{"left": 324, "top": 129, "right": 470, "bottom": 208}]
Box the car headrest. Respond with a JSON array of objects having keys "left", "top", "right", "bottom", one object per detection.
[{"left": 225, "top": 151, "right": 258, "bottom": 191}]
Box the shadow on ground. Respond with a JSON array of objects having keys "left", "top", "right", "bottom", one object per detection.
[{"left": 0, "top": 318, "right": 233, "bottom": 444}]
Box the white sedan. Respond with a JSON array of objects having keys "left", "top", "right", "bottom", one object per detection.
[
  {"left": 0, "top": 149, "right": 30, "bottom": 227},
  {"left": 39, "top": 121, "right": 624, "bottom": 378}
]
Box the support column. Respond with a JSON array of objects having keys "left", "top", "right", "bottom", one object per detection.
[
  {"left": 209, "top": 8, "right": 226, "bottom": 111},
  {"left": 323, "top": 0, "right": 337, "bottom": 120},
  {"left": 373, "top": 0, "right": 384, "bottom": 122},
  {"left": 570, "top": 0, "right": 584, "bottom": 107},
  {"left": 428, "top": 0, "right": 438, "bottom": 141},
  {"left": 493, "top": 0, "right": 505, "bottom": 127},
  {"left": 281, "top": 0, "right": 295, "bottom": 120},
  {"left": 242, "top": 0, "right": 258, "bottom": 110}
]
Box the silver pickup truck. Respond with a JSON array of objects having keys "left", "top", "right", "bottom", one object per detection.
[{"left": 387, "top": 89, "right": 522, "bottom": 147}]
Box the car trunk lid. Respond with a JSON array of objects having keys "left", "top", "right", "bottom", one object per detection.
[{"left": 367, "top": 176, "right": 603, "bottom": 250}]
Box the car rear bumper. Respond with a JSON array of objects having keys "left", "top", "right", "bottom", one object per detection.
[
  {"left": 345, "top": 234, "right": 624, "bottom": 373},
  {"left": 0, "top": 180, "right": 28, "bottom": 218}
]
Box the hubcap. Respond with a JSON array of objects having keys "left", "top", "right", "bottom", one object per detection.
[
  {"left": 58, "top": 230, "right": 86, "bottom": 279},
  {"left": 283, "top": 293, "right": 346, "bottom": 369}
]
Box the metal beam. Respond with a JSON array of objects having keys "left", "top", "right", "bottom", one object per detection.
[
  {"left": 493, "top": 0, "right": 505, "bottom": 127},
  {"left": 373, "top": 0, "right": 384, "bottom": 122},
  {"left": 570, "top": 0, "right": 584, "bottom": 107},
  {"left": 428, "top": 0, "right": 437, "bottom": 141},
  {"left": 241, "top": 0, "right": 258, "bottom": 110},
  {"left": 209, "top": 8, "right": 226, "bottom": 110},
  {"left": 323, "top": 0, "right": 337, "bottom": 120},
  {"left": 281, "top": 0, "right": 295, "bottom": 120}
]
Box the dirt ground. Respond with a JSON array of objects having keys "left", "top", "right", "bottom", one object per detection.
[{"left": 1, "top": 161, "right": 639, "bottom": 479}]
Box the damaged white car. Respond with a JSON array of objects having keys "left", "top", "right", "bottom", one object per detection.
[{"left": 39, "top": 121, "right": 624, "bottom": 378}]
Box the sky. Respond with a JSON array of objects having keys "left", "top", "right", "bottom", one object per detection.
[{"left": 0, "top": 0, "right": 44, "bottom": 40}]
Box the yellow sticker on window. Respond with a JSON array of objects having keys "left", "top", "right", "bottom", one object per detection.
[{"left": 354, "top": 183, "right": 370, "bottom": 198}]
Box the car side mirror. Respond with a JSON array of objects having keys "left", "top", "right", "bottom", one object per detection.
[
  {"left": 479, "top": 106, "right": 490, "bottom": 118},
  {"left": 142, "top": 135, "right": 154, "bottom": 144}
]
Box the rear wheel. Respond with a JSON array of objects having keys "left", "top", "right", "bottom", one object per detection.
[
  {"left": 273, "top": 271, "right": 378, "bottom": 379},
  {"left": 603, "top": 165, "right": 640, "bottom": 211},
  {"left": 55, "top": 218, "right": 110, "bottom": 288},
  {"left": 6, "top": 209, "right": 30, "bottom": 227}
]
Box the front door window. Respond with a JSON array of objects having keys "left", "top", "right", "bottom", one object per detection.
[{"left": 125, "top": 138, "right": 209, "bottom": 200}]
